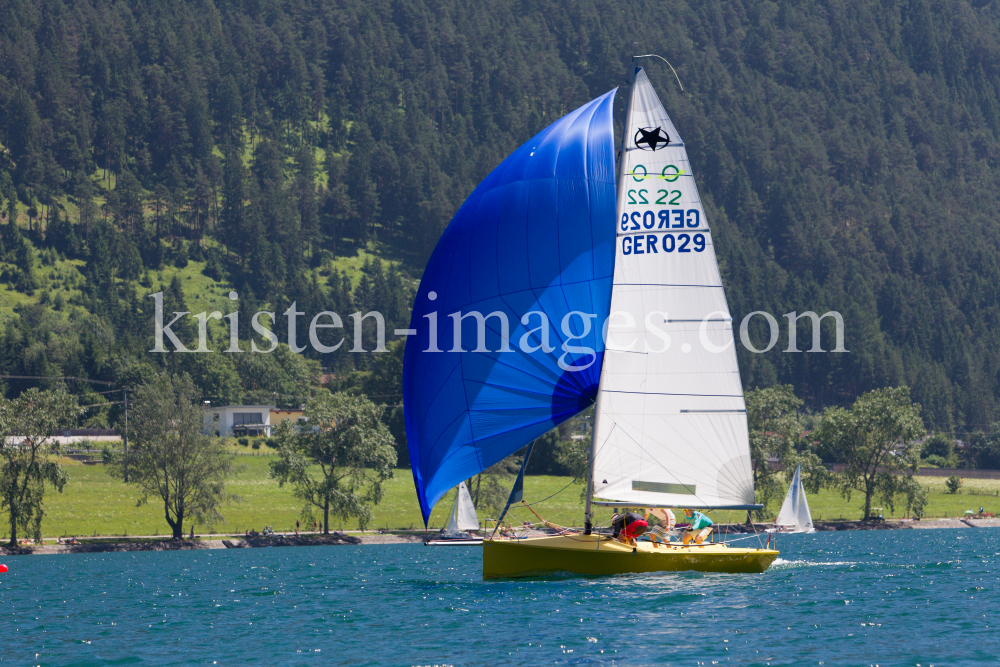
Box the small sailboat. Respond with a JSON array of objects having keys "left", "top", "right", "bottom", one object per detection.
[
  {"left": 774, "top": 464, "right": 815, "bottom": 533},
  {"left": 425, "top": 482, "right": 483, "bottom": 546},
  {"left": 404, "top": 54, "right": 778, "bottom": 577}
]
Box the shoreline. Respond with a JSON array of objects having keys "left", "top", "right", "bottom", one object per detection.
[
  {"left": 0, "top": 532, "right": 427, "bottom": 556},
  {"left": 4, "top": 518, "right": 1000, "bottom": 556},
  {"left": 812, "top": 518, "right": 1000, "bottom": 530}
]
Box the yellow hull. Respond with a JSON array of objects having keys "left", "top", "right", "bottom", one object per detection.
[{"left": 483, "top": 534, "right": 778, "bottom": 579}]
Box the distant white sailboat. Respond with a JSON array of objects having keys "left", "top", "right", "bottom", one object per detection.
[
  {"left": 775, "top": 464, "right": 814, "bottom": 533},
  {"left": 426, "top": 482, "right": 482, "bottom": 546}
]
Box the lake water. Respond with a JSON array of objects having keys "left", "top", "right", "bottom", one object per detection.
[{"left": 2, "top": 529, "right": 999, "bottom": 665}]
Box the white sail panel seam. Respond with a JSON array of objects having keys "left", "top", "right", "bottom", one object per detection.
[
  {"left": 596, "top": 419, "right": 725, "bottom": 509},
  {"left": 603, "top": 390, "right": 743, "bottom": 397}
]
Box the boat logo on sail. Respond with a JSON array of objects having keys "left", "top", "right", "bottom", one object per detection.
[{"left": 634, "top": 126, "right": 670, "bottom": 151}]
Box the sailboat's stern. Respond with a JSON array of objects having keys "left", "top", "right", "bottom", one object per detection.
[{"left": 483, "top": 535, "right": 778, "bottom": 579}]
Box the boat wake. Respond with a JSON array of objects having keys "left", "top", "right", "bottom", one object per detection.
[{"left": 772, "top": 558, "right": 860, "bottom": 568}]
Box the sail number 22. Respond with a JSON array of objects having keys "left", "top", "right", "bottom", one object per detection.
[{"left": 628, "top": 189, "right": 681, "bottom": 205}]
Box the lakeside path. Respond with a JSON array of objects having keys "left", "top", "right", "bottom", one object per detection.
[
  {"left": 815, "top": 518, "right": 1000, "bottom": 530},
  {"left": 4, "top": 519, "right": 1000, "bottom": 556}
]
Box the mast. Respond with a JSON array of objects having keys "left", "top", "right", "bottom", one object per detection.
[{"left": 583, "top": 59, "right": 638, "bottom": 535}]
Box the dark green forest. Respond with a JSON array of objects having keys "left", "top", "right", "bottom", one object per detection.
[{"left": 0, "top": 0, "right": 999, "bottom": 443}]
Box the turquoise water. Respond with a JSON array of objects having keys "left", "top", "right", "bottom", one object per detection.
[{"left": 2, "top": 529, "right": 999, "bottom": 665}]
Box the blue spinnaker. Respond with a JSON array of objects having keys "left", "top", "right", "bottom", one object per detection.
[{"left": 404, "top": 89, "right": 618, "bottom": 524}]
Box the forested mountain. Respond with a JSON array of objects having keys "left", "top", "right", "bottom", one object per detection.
[{"left": 0, "top": 0, "right": 999, "bottom": 438}]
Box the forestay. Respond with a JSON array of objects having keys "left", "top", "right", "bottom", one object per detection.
[
  {"left": 404, "top": 90, "right": 618, "bottom": 524},
  {"left": 591, "top": 67, "right": 756, "bottom": 510}
]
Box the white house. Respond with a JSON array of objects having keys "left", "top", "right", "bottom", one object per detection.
[{"left": 204, "top": 405, "right": 273, "bottom": 437}]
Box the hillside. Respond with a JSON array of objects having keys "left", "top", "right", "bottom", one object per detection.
[{"left": 0, "top": 0, "right": 999, "bottom": 436}]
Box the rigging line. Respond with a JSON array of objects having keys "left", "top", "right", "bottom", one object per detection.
[
  {"left": 612, "top": 283, "right": 724, "bottom": 287},
  {"left": 633, "top": 54, "right": 685, "bottom": 93},
  {"left": 78, "top": 400, "right": 125, "bottom": 409},
  {"left": 82, "top": 387, "right": 125, "bottom": 396},
  {"left": 609, "top": 423, "right": 720, "bottom": 511},
  {"left": 600, "top": 396, "right": 724, "bottom": 481},
  {"left": 0, "top": 374, "right": 116, "bottom": 386},
  {"left": 524, "top": 475, "right": 578, "bottom": 507},
  {"left": 40, "top": 387, "right": 123, "bottom": 398},
  {"left": 708, "top": 531, "right": 767, "bottom": 545},
  {"left": 503, "top": 423, "right": 615, "bottom": 530}
]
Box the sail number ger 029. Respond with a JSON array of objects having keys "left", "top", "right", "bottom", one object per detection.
[
  {"left": 621, "top": 209, "right": 700, "bottom": 231},
  {"left": 623, "top": 232, "right": 705, "bottom": 255}
]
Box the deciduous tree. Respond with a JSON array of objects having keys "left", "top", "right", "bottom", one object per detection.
[
  {"left": 107, "top": 373, "right": 235, "bottom": 538},
  {"left": 270, "top": 392, "right": 396, "bottom": 532},
  {"left": 746, "top": 385, "right": 827, "bottom": 518},
  {"left": 817, "top": 387, "right": 925, "bottom": 520},
  {"left": 0, "top": 389, "right": 79, "bottom": 546}
]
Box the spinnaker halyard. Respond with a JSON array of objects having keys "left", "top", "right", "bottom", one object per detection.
[{"left": 403, "top": 58, "right": 778, "bottom": 578}]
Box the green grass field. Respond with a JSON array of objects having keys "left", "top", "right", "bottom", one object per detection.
[
  {"left": 5, "top": 455, "right": 1000, "bottom": 540},
  {"left": 23, "top": 456, "right": 606, "bottom": 538}
]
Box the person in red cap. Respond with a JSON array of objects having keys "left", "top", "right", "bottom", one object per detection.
[{"left": 612, "top": 511, "right": 648, "bottom": 546}]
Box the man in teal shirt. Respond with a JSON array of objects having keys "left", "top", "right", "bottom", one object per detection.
[{"left": 682, "top": 508, "right": 713, "bottom": 545}]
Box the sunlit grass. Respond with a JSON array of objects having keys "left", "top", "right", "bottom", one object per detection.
[
  {"left": 7, "top": 462, "right": 1000, "bottom": 541},
  {"left": 806, "top": 475, "right": 1000, "bottom": 521},
  {"left": 0, "top": 256, "right": 88, "bottom": 318},
  {"left": 153, "top": 259, "right": 231, "bottom": 316}
]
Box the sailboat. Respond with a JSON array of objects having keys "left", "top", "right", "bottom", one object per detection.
[
  {"left": 426, "top": 482, "right": 483, "bottom": 546},
  {"left": 774, "top": 464, "right": 815, "bottom": 533},
  {"left": 403, "top": 55, "right": 778, "bottom": 578}
]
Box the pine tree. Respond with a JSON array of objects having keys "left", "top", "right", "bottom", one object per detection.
[
  {"left": 345, "top": 122, "right": 379, "bottom": 242},
  {"left": 323, "top": 152, "right": 354, "bottom": 257},
  {"left": 7, "top": 86, "right": 43, "bottom": 188},
  {"left": 294, "top": 144, "right": 319, "bottom": 258},
  {"left": 221, "top": 148, "right": 249, "bottom": 264},
  {"left": 215, "top": 75, "right": 244, "bottom": 152}
]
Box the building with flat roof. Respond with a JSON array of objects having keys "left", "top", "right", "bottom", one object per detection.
[{"left": 204, "top": 405, "right": 273, "bottom": 437}]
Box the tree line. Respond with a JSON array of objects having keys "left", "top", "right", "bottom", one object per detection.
[
  {"left": 5, "top": 378, "right": 1000, "bottom": 544},
  {"left": 1, "top": 375, "right": 397, "bottom": 545}
]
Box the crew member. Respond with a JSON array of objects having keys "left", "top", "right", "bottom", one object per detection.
[
  {"left": 644, "top": 508, "right": 675, "bottom": 547},
  {"left": 612, "top": 511, "right": 648, "bottom": 545},
  {"left": 681, "top": 508, "right": 713, "bottom": 545}
]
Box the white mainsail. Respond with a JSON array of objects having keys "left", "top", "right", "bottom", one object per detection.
[
  {"left": 445, "top": 482, "right": 480, "bottom": 532},
  {"left": 775, "top": 464, "right": 814, "bottom": 533},
  {"left": 590, "top": 65, "right": 756, "bottom": 510}
]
